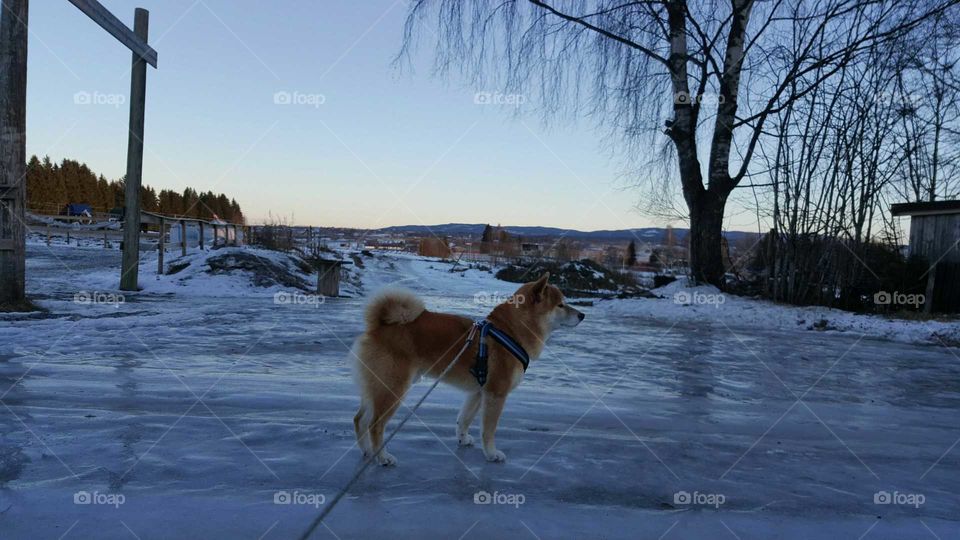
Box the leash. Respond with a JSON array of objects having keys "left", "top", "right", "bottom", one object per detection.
[{"left": 298, "top": 323, "right": 480, "bottom": 540}]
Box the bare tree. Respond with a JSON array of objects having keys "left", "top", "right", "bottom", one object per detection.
[{"left": 400, "top": 0, "right": 959, "bottom": 286}]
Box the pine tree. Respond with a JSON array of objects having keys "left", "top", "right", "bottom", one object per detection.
[{"left": 627, "top": 240, "right": 637, "bottom": 267}]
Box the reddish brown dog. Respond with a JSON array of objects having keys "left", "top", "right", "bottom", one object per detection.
[{"left": 352, "top": 274, "right": 584, "bottom": 465}]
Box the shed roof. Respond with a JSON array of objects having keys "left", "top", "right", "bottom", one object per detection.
[{"left": 890, "top": 200, "right": 960, "bottom": 217}]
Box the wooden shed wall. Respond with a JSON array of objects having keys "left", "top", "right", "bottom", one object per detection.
[{"left": 908, "top": 214, "right": 960, "bottom": 263}]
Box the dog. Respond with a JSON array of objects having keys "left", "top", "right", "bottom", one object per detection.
[{"left": 351, "top": 273, "right": 584, "bottom": 466}]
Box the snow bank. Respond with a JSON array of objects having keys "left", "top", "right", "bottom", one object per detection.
[
  {"left": 59, "top": 245, "right": 365, "bottom": 299},
  {"left": 598, "top": 276, "right": 960, "bottom": 347}
]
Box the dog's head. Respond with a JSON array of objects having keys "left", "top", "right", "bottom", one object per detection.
[{"left": 514, "top": 273, "right": 584, "bottom": 329}]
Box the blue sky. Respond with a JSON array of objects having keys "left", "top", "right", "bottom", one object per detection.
[{"left": 25, "top": 0, "right": 707, "bottom": 230}]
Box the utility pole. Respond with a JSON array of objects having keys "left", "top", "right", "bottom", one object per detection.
[
  {"left": 119, "top": 8, "right": 149, "bottom": 291},
  {"left": 0, "top": 0, "right": 28, "bottom": 307}
]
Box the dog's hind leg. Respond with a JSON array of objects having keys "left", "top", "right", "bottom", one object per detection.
[
  {"left": 456, "top": 391, "right": 482, "bottom": 447},
  {"left": 367, "top": 369, "right": 414, "bottom": 466}
]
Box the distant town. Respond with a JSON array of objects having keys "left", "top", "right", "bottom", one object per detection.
[{"left": 261, "top": 222, "right": 760, "bottom": 276}]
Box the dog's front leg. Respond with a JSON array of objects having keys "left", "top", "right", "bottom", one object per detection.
[
  {"left": 457, "top": 391, "right": 482, "bottom": 447},
  {"left": 481, "top": 392, "right": 507, "bottom": 462}
]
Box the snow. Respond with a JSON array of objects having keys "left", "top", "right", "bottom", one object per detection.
[
  {"left": 1, "top": 244, "right": 958, "bottom": 539},
  {"left": 601, "top": 276, "right": 960, "bottom": 347}
]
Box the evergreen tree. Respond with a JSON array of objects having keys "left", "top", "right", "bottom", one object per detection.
[{"left": 23, "top": 155, "right": 244, "bottom": 222}]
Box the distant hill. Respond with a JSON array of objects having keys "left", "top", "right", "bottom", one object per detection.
[{"left": 375, "top": 223, "right": 758, "bottom": 244}]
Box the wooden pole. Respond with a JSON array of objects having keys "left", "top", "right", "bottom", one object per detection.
[
  {"left": 119, "top": 7, "right": 149, "bottom": 291},
  {"left": 924, "top": 264, "right": 937, "bottom": 314},
  {"left": 157, "top": 217, "right": 164, "bottom": 275},
  {"left": 180, "top": 219, "right": 186, "bottom": 256},
  {"left": 0, "top": 0, "right": 28, "bottom": 305},
  {"left": 198, "top": 221, "right": 204, "bottom": 250}
]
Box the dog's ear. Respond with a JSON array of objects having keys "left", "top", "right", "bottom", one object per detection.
[{"left": 530, "top": 273, "right": 550, "bottom": 303}]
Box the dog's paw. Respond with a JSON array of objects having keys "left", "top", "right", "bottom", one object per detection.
[
  {"left": 458, "top": 434, "right": 474, "bottom": 447},
  {"left": 484, "top": 449, "right": 506, "bottom": 463},
  {"left": 376, "top": 451, "right": 398, "bottom": 467}
]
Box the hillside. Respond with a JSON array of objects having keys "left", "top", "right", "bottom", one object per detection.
[{"left": 375, "top": 223, "right": 759, "bottom": 243}]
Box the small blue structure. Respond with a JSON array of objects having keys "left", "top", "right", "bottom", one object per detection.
[{"left": 62, "top": 203, "right": 93, "bottom": 217}]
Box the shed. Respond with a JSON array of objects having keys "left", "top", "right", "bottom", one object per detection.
[
  {"left": 891, "top": 200, "right": 960, "bottom": 313},
  {"left": 316, "top": 258, "right": 344, "bottom": 298}
]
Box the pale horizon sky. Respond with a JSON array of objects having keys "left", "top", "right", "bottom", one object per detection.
[{"left": 24, "top": 0, "right": 761, "bottom": 233}]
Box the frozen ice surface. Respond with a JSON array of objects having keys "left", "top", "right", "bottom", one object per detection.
[{"left": 0, "top": 243, "right": 958, "bottom": 539}]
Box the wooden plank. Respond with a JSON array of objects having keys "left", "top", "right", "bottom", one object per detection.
[
  {"left": 119, "top": 8, "right": 149, "bottom": 291},
  {"left": 0, "top": 0, "right": 28, "bottom": 303},
  {"left": 66, "top": 0, "right": 157, "bottom": 67},
  {"left": 157, "top": 217, "right": 164, "bottom": 276}
]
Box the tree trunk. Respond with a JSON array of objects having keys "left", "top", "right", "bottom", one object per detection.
[{"left": 687, "top": 189, "right": 727, "bottom": 286}]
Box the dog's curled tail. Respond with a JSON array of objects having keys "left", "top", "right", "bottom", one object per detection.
[{"left": 364, "top": 288, "right": 425, "bottom": 330}]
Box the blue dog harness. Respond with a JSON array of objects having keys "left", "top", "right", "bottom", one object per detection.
[{"left": 469, "top": 320, "right": 530, "bottom": 386}]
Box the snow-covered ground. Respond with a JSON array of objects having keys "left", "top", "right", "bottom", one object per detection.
[{"left": 1, "top": 242, "right": 958, "bottom": 539}]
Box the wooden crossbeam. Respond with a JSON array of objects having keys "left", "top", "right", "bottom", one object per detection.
[{"left": 67, "top": 0, "right": 157, "bottom": 67}]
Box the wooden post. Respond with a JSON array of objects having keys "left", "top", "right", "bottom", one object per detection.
[
  {"left": 924, "top": 264, "right": 937, "bottom": 314},
  {"left": 180, "top": 219, "right": 186, "bottom": 256},
  {"left": 119, "top": 7, "right": 149, "bottom": 291},
  {"left": 104, "top": 230, "right": 108, "bottom": 248},
  {"left": 212, "top": 224, "right": 218, "bottom": 247},
  {"left": 198, "top": 221, "right": 204, "bottom": 250},
  {"left": 157, "top": 217, "right": 164, "bottom": 275},
  {"left": 0, "top": 0, "right": 28, "bottom": 306},
  {"left": 316, "top": 260, "right": 341, "bottom": 297}
]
